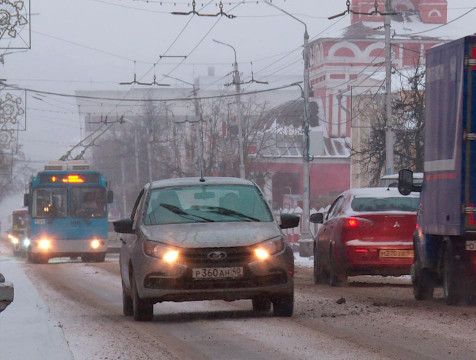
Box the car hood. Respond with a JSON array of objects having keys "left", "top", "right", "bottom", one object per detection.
[{"left": 140, "top": 222, "right": 282, "bottom": 248}]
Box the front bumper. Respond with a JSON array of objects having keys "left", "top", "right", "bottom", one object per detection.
[
  {"left": 29, "top": 238, "right": 107, "bottom": 257},
  {"left": 132, "top": 246, "right": 294, "bottom": 303}
]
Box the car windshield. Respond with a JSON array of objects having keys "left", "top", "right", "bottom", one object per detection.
[
  {"left": 143, "top": 184, "right": 273, "bottom": 225},
  {"left": 71, "top": 187, "right": 107, "bottom": 218},
  {"left": 351, "top": 196, "right": 419, "bottom": 212}
]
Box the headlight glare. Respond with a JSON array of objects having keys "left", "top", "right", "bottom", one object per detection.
[
  {"left": 38, "top": 239, "right": 51, "bottom": 250},
  {"left": 144, "top": 240, "right": 179, "bottom": 262},
  {"left": 11, "top": 236, "right": 19, "bottom": 245},
  {"left": 254, "top": 237, "right": 284, "bottom": 259},
  {"left": 23, "top": 238, "right": 31, "bottom": 247},
  {"left": 91, "top": 239, "right": 100, "bottom": 249}
]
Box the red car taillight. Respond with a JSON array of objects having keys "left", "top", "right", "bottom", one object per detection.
[{"left": 345, "top": 217, "right": 374, "bottom": 228}]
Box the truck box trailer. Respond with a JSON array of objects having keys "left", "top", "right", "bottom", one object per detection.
[{"left": 399, "top": 35, "right": 476, "bottom": 304}]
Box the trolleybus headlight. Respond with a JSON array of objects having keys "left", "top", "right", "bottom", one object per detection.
[
  {"left": 23, "top": 238, "right": 31, "bottom": 247},
  {"left": 91, "top": 239, "right": 101, "bottom": 249},
  {"left": 38, "top": 239, "right": 51, "bottom": 250}
]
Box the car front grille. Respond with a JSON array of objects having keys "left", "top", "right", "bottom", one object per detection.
[{"left": 180, "top": 246, "right": 254, "bottom": 265}]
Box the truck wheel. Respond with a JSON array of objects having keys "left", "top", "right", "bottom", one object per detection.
[
  {"left": 443, "top": 245, "right": 461, "bottom": 305},
  {"left": 412, "top": 261, "right": 434, "bottom": 300},
  {"left": 273, "top": 291, "right": 293, "bottom": 317},
  {"left": 252, "top": 297, "right": 271, "bottom": 312},
  {"left": 131, "top": 275, "right": 153, "bottom": 321}
]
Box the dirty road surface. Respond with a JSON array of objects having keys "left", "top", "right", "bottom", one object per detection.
[{"left": 12, "top": 253, "right": 476, "bottom": 360}]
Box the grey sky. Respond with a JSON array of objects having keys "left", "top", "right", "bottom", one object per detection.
[{"left": 0, "top": 0, "right": 474, "bottom": 225}]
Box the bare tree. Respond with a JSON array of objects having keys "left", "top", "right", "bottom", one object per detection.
[{"left": 351, "top": 62, "right": 426, "bottom": 186}]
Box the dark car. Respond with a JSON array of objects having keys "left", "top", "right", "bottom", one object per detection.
[
  {"left": 311, "top": 187, "right": 419, "bottom": 286},
  {"left": 114, "top": 177, "right": 299, "bottom": 321}
]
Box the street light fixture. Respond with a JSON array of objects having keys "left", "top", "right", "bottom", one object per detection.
[
  {"left": 264, "top": 1, "right": 312, "bottom": 255},
  {"left": 212, "top": 39, "right": 246, "bottom": 179}
]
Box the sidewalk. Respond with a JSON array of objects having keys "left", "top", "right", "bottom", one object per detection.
[{"left": 0, "top": 249, "right": 73, "bottom": 360}]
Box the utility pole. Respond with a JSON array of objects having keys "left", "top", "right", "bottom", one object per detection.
[
  {"left": 384, "top": 0, "right": 394, "bottom": 175},
  {"left": 234, "top": 61, "right": 246, "bottom": 179},
  {"left": 120, "top": 157, "right": 127, "bottom": 216},
  {"left": 264, "top": 1, "right": 312, "bottom": 255},
  {"left": 213, "top": 39, "right": 246, "bottom": 179},
  {"left": 134, "top": 128, "right": 140, "bottom": 186}
]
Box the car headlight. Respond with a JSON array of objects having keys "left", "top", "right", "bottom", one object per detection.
[
  {"left": 254, "top": 236, "right": 285, "bottom": 260},
  {"left": 23, "top": 238, "right": 31, "bottom": 247},
  {"left": 10, "top": 236, "right": 19, "bottom": 245},
  {"left": 143, "top": 240, "right": 179, "bottom": 263}
]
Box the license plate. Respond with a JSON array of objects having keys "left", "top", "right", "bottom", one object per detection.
[
  {"left": 379, "top": 249, "right": 414, "bottom": 258},
  {"left": 192, "top": 267, "right": 243, "bottom": 280},
  {"left": 466, "top": 241, "right": 476, "bottom": 251}
]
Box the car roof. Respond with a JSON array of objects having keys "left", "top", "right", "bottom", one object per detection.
[
  {"left": 345, "top": 187, "right": 420, "bottom": 198},
  {"left": 149, "top": 177, "right": 255, "bottom": 189}
]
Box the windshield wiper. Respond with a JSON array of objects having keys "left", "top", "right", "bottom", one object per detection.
[
  {"left": 160, "top": 204, "right": 215, "bottom": 222},
  {"left": 200, "top": 206, "right": 260, "bottom": 222}
]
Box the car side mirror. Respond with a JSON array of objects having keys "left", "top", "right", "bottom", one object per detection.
[
  {"left": 398, "top": 169, "right": 414, "bottom": 195},
  {"left": 280, "top": 214, "right": 300, "bottom": 229},
  {"left": 310, "top": 213, "right": 324, "bottom": 224},
  {"left": 113, "top": 218, "right": 134, "bottom": 234},
  {"left": 107, "top": 190, "right": 114, "bottom": 204},
  {"left": 23, "top": 193, "right": 29, "bottom": 207}
]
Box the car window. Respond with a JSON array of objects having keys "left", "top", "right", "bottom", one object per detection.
[
  {"left": 351, "top": 196, "right": 419, "bottom": 212},
  {"left": 131, "top": 190, "right": 145, "bottom": 230},
  {"left": 326, "top": 196, "right": 344, "bottom": 220},
  {"left": 143, "top": 184, "right": 274, "bottom": 225}
]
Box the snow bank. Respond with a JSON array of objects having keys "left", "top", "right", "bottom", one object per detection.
[{"left": 0, "top": 255, "right": 73, "bottom": 360}]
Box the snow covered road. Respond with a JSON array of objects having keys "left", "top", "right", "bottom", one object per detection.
[{"left": 2, "top": 247, "right": 476, "bottom": 360}]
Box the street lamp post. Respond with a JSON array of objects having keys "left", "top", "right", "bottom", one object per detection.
[
  {"left": 163, "top": 74, "right": 203, "bottom": 177},
  {"left": 213, "top": 39, "right": 246, "bottom": 179},
  {"left": 264, "top": 1, "right": 313, "bottom": 256}
]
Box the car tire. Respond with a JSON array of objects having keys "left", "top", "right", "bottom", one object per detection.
[
  {"left": 122, "top": 283, "right": 133, "bottom": 316},
  {"left": 443, "top": 244, "right": 461, "bottom": 306},
  {"left": 313, "top": 242, "right": 327, "bottom": 284},
  {"left": 329, "top": 248, "right": 345, "bottom": 287},
  {"left": 272, "top": 292, "right": 293, "bottom": 317},
  {"left": 132, "top": 275, "right": 153, "bottom": 321},
  {"left": 252, "top": 297, "right": 271, "bottom": 312}
]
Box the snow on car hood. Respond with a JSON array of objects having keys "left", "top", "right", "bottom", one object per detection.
[{"left": 140, "top": 221, "right": 281, "bottom": 248}]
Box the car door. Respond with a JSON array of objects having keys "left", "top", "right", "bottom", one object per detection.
[
  {"left": 120, "top": 188, "right": 145, "bottom": 290},
  {"left": 317, "top": 195, "right": 344, "bottom": 268}
]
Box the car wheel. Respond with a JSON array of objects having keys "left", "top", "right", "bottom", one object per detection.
[
  {"left": 122, "top": 282, "right": 133, "bottom": 316},
  {"left": 131, "top": 275, "right": 153, "bottom": 321},
  {"left": 313, "top": 243, "right": 327, "bottom": 284},
  {"left": 272, "top": 292, "right": 293, "bottom": 317},
  {"left": 328, "top": 247, "right": 345, "bottom": 287},
  {"left": 252, "top": 297, "right": 271, "bottom": 312},
  {"left": 443, "top": 244, "right": 461, "bottom": 306}
]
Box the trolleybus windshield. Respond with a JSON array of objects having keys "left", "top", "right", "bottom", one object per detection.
[{"left": 32, "top": 188, "right": 67, "bottom": 218}]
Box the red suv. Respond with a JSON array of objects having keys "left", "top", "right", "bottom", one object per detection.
[{"left": 311, "top": 187, "right": 419, "bottom": 286}]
